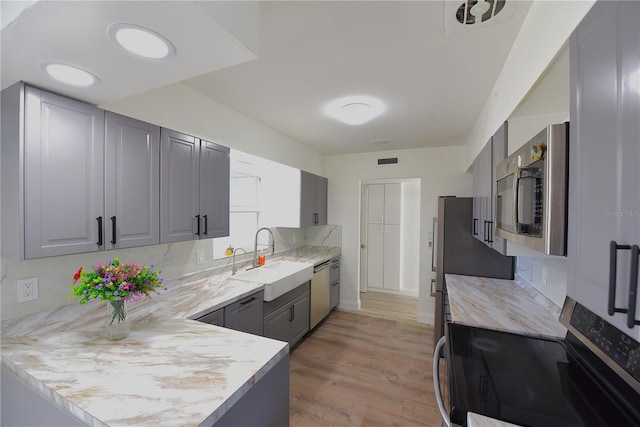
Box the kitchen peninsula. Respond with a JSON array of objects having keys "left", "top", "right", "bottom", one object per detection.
[{"left": 1, "top": 246, "right": 340, "bottom": 426}]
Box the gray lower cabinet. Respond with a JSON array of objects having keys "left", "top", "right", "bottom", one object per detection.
[
  {"left": 264, "top": 282, "right": 310, "bottom": 347},
  {"left": 224, "top": 291, "right": 264, "bottom": 336},
  {"left": 567, "top": 0, "right": 640, "bottom": 339},
  {"left": 330, "top": 257, "right": 340, "bottom": 309},
  {"left": 104, "top": 112, "right": 160, "bottom": 249},
  {"left": 196, "top": 308, "right": 224, "bottom": 327},
  {"left": 160, "top": 128, "right": 230, "bottom": 243}
]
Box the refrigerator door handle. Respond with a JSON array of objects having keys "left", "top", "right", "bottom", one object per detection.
[
  {"left": 432, "top": 217, "right": 437, "bottom": 272},
  {"left": 430, "top": 278, "right": 437, "bottom": 297}
]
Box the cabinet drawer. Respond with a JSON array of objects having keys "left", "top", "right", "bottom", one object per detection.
[{"left": 224, "top": 291, "right": 264, "bottom": 336}]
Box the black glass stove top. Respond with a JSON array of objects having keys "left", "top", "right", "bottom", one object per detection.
[{"left": 447, "top": 323, "right": 640, "bottom": 427}]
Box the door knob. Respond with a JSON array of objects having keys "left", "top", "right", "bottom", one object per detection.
[{"left": 361, "top": 244, "right": 366, "bottom": 249}]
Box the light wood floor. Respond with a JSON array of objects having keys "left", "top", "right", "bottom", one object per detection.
[
  {"left": 290, "top": 310, "right": 443, "bottom": 426},
  {"left": 360, "top": 291, "right": 419, "bottom": 323}
]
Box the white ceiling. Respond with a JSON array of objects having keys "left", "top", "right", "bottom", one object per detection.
[{"left": 2, "top": 1, "right": 533, "bottom": 156}]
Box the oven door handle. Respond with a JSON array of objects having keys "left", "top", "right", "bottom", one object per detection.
[{"left": 433, "top": 336, "right": 451, "bottom": 427}]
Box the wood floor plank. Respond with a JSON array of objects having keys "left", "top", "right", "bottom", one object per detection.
[{"left": 290, "top": 308, "right": 441, "bottom": 426}]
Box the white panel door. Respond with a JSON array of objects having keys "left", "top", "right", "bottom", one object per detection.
[
  {"left": 383, "top": 224, "right": 401, "bottom": 291},
  {"left": 366, "top": 223, "right": 384, "bottom": 289},
  {"left": 384, "top": 184, "right": 401, "bottom": 225},
  {"left": 367, "top": 184, "right": 385, "bottom": 224}
]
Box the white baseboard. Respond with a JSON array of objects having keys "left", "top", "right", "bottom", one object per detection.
[
  {"left": 337, "top": 299, "right": 361, "bottom": 312},
  {"left": 364, "top": 287, "right": 419, "bottom": 298},
  {"left": 417, "top": 312, "right": 434, "bottom": 325}
]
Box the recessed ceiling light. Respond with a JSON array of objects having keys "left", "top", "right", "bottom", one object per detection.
[
  {"left": 43, "top": 63, "right": 99, "bottom": 87},
  {"left": 324, "top": 96, "right": 386, "bottom": 125},
  {"left": 108, "top": 23, "right": 175, "bottom": 60}
]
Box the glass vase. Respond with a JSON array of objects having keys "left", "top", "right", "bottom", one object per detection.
[{"left": 105, "top": 299, "right": 130, "bottom": 340}]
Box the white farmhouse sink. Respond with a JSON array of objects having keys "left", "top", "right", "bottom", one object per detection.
[{"left": 233, "top": 260, "right": 313, "bottom": 301}]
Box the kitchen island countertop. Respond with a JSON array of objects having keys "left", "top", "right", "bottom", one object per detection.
[{"left": 445, "top": 274, "right": 566, "bottom": 339}]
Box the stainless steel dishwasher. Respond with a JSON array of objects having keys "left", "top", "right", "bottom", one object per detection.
[{"left": 310, "top": 260, "right": 331, "bottom": 329}]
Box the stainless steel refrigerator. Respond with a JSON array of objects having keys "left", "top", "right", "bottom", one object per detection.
[{"left": 432, "top": 197, "right": 514, "bottom": 348}]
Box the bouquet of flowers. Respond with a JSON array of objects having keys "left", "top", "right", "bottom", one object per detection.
[
  {"left": 70, "top": 258, "right": 165, "bottom": 304},
  {"left": 70, "top": 258, "right": 165, "bottom": 328}
]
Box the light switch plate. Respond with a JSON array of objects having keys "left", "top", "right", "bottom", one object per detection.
[
  {"left": 196, "top": 250, "right": 205, "bottom": 265},
  {"left": 17, "top": 277, "right": 38, "bottom": 302}
]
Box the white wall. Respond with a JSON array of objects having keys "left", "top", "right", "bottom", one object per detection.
[
  {"left": 100, "top": 83, "right": 325, "bottom": 176},
  {"left": 326, "top": 146, "right": 472, "bottom": 323},
  {"left": 465, "top": 0, "right": 595, "bottom": 169}
]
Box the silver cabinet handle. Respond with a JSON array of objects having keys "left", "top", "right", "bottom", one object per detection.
[
  {"left": 433, "top": 336, "right": 450, "bottom": 427},
  {"left": 431, "top": 217, "right": 437, "bottom": 272}
]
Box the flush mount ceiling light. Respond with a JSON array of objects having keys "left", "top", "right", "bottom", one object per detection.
[
  {"left": 42, "top": 63, "right": 99, "bottom": 87},
  {"left": 108, "top": 23, "right": 175, "bottom": 59},
  {"left": 324, "top": 96, "right": 386, "bottom": 125}
]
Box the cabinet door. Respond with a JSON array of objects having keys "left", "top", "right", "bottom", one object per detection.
[
  {"left": 330, "top": 280, "right": 340, "bottom": 310},
  {"left": 480, "top": 141, "right": 493, "bottom": 247},
  {"left": 224, "top": 292, "right": 264, "bottom": 336},
  {"left": 24, "top": 87, "right": 104, "bottom": 259},
  {"left": 491, "top": 122, "right": 508, "bottom": 254},
  {"left": 315, "top": 175, "right": 328, "bottom": 225},
  {"left": 568, "top": 0, "right": 640, "bottom": 336},
  {"left": 104, "top": 112, "right": 159, "bottom": 249},
  {"left": 300, "top": 170, "right": 316, "bottom": 227},
  {"left": 384, "top": 183, "right": 401, "bottom": 225},
  {"left": 290, "top": 291, "right": 310, "bottom": 346},
  {"left": 366, "top": 223, "right": 384, "bottom": 288},
  {"left": 383, "top": 224, "right": 401, "bottom": 291},
  {"left": 263, "top": 304, "right": 291, "bottom": 343},
  {"left": 160, "top": 129, "right": 199, "bottom": 243},
  {"left": 472, "top": 157, "right": 483, "bottom": 242},
  {"left": 367, "top": 184, "right": 385, "bottom": 224},
  {"left": 199, "top": 140, "right": 230, "bottom": 238}
]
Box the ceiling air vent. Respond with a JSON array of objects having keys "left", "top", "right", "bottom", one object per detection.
[
  {"left": 378, "top": 157, "right": 399, "bottom": 166},
  {"left": 444, "top": 0, "right": 515, "bottom": 35}
]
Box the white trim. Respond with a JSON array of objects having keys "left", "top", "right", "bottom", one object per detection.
[
  {"left": 337, "top": 299, "right": 361, "bottom": 312},
  {"left": 364, "top": 287, "right": 419, "bottom": 298},
  {"left": 417, "top": 312, "right": 434, "bottom": 326}
]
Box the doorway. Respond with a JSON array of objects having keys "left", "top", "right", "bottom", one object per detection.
[{"left": 359, "top": 179, "right": 420, "bottom": 297}]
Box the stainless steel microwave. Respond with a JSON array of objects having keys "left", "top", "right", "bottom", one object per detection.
[{"left": 494, "top": 123, "right": 569, "bottom": 255}]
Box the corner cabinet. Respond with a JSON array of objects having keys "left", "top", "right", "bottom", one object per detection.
[
  {"left": 264, "top": 282, "right": 310, "bottom": 348},
  {"left": 160, "top": 128, "right": 230, "bottom": 243},
  {"left": 300, "top": 171, "right": 328, "bottom": 227},
  {"left": 567, "top": 0, "right": 640, "bottom": 338},
  {"left": 471, "top": 121, "right": 508, "bottom": 255}
]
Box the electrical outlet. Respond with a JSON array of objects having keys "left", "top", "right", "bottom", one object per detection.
[
  {"left": 196, "top": 250, "right": 205, "bottom": 265},
  {"left": 17, "top": 277, "right": 38, "bottom": 302}
]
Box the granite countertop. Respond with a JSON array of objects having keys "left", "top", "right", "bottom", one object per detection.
[
  {"left": 1, "top": 245, "right": 340, "bottom": 426},
  {"left": 445, "top": 274, "right": 567, "bottom": 339}
]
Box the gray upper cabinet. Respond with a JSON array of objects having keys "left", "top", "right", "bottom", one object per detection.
[
  {"left": 160, "top": 129, "right": 199, "bottom": 243},
  {"left": 199, "top": 141, "right": 230, "bottom": 238},
  {"left": 490, "top": 122, "right": 508, "bottom": 254},
  {"left": 104, "top": 112, "right": 160, "bottom": 250},
  {"left": 567, "top": 0, "right": 640, "bottom": 338},
  {"left": 23, "top": 86, "right": 105, "bottom": 259},
  {"left": 300, "top": 170, "right": 328, "bottom": 227},
  {"left": 160, "top": 129, "right": 230, "bottom": 243},
  {"left": 471, "top": 122, "right": 508, "bottom": 255}
]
